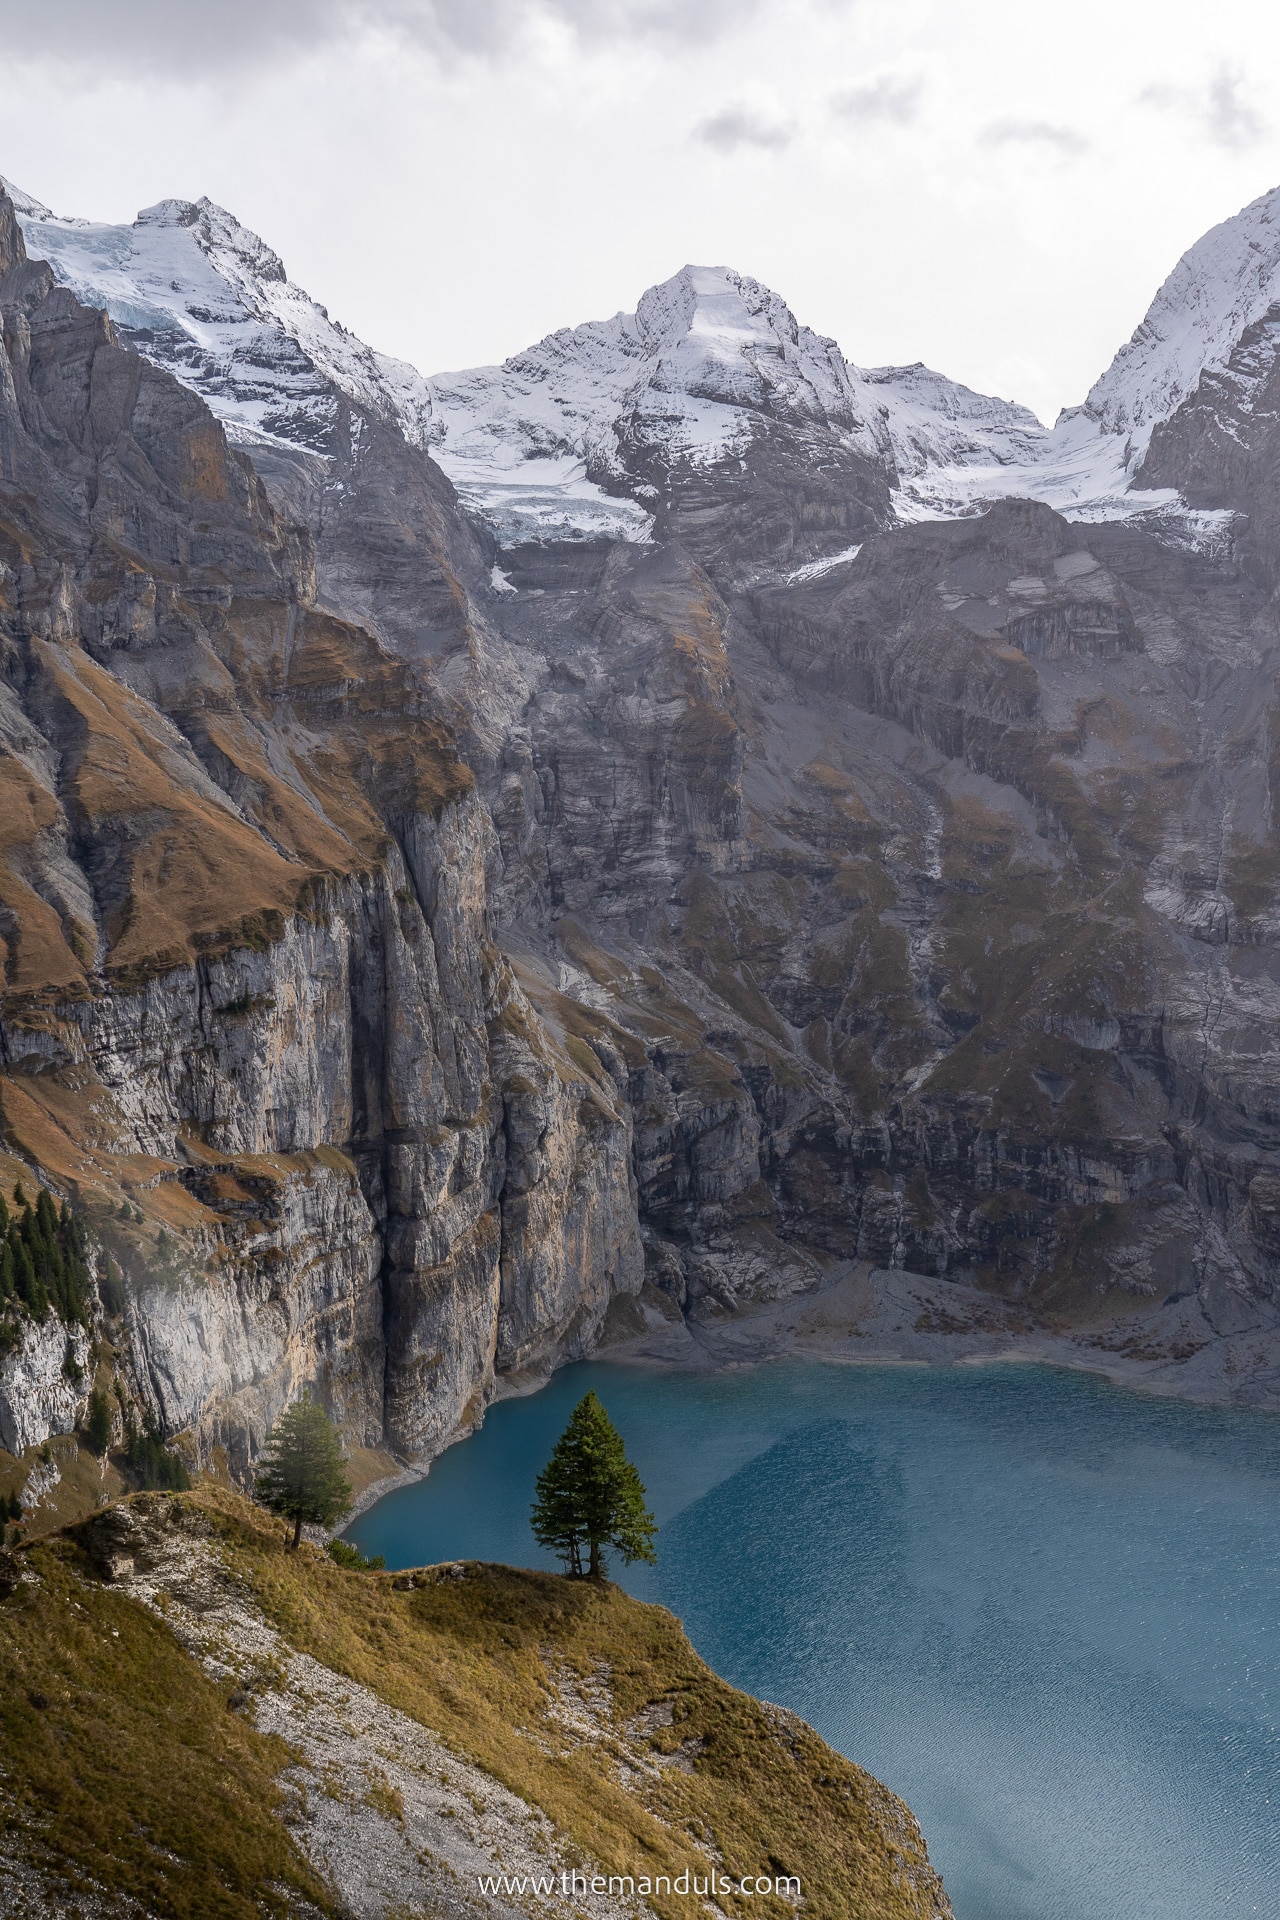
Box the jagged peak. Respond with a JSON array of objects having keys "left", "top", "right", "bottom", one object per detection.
[
  {"left": 1079, "top": 180, "right": 1280, "bottom": 459},
  {"left": 7, "top": 186, "right": 434, "bottom": 454},
  {"left": 136, "top": 196, "right": 289, "bottom": 288},
  {"left": 491, "top": 258, "right": 869, "bottom": 447}
]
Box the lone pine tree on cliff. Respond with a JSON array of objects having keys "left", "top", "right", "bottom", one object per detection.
[
  {"left": 255, "top": 1396, "right": 352, "bottom": 1550},
  {"left": 531, "top": 1391, "right": 657, "bottom": 1578}
]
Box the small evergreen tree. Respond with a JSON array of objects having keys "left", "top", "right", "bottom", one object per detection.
[
  {"left": 99, "top": 1254, "right": 126, "bottom": 1317},
  {"left": 255, "top": 1396, "right": 352, "bottom": 1550},
  {"left": 531, "top": 1391, "right": 657, "bottom": 1578},
  {"left": 14, "top": 1240, "right": 47, "bottom": 1320},
  {"left": 83, "top": 1386, "right": 113, "bottom": 1457}
]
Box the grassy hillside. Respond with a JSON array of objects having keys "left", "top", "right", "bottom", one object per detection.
[{"left": 0, "top": 1487, "right": 951, "bottom": 1919}]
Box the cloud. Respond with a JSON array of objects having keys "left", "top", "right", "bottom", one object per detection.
[
  {"left": 0, "top": 0, "right": 764, "bottom": 78},
  {"left": 1142, "top": 68, "right": 1266, "bottom": 151},
  {"left": 1205, "top": 70, "right": 1266, "bottom": 148},
  {"left": 981, "top": 118, "right": 1088, "bottom": 155},
  {"left": 694, "top": 107, "right": 795, "bottom": 154},
  {"left": 829, "top": 75, "right": 921, "bottom": 129}
]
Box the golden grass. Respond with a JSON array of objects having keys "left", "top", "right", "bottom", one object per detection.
[
  {"left": 1, "top": 1486, "right": 949, "bottom": 1917},
  {"left": 206, "top": 1490, "right": 946, "bottom": 1920},
  {"left": 0, "top": 1527, "right": 335, "bottom": 1918}
]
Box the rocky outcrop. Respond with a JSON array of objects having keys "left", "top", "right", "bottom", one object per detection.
[{"left": 0, "top": 1312, "right": 90, "bottom": 1454}]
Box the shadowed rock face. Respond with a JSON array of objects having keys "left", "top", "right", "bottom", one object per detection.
[
  {"left": 5, "top": 173, "right": 1280, "bottom": 1472},
  {"left": 458, "top": 492, "right": 1280, "bottom": 1349}
]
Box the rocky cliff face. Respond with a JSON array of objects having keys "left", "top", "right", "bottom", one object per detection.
[
  {"left": 0, "top": 185, "right": 640, "bottom": 1470},
  {"left": 6, "top": 166, "right": 1280, "bottom": 1477}
]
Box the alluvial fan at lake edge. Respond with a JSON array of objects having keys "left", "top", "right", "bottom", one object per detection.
[{"left": 346, "top": 1361, "right": 1280, "bottom": 1920}]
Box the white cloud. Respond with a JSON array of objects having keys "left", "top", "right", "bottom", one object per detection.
[
  {"left": 1142, "top": 67, "right": 1266, "bottom": 151},
  {"left": 694, "top": 106, "right": 795, "bottom": 153},
  {"left": 829, "top": 75, "right": 921, "bottom": 128},
  {"left": 1, "top": 0, "right": 766, "bottom": 76},
  {"left": 980, "top": 118, "right": 1089, "bottom": 155}
]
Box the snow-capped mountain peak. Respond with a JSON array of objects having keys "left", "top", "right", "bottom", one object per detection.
[
  {"left": 5, "top": 182, "right": 434, "bottom": 455},
  {"left": 5, "top": 168, "right": 1272, "bottom": 554},
  {"left": 426, "top": 262, "right": 899, "bottom": 543},
  {"left": 1, "top": 177, "right": 57, "bottom": 221},
  {"left": 1079, "top": 181, "right": 1280, "bottom": 463},
  {"left": 628, "top": 264, "right": 871, "bottom": 432}
]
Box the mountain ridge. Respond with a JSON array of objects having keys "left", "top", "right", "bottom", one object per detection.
[{"left": 14, "top": 173, "right": 1280, "bottom": 558}]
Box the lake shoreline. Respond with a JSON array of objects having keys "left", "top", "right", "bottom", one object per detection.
[
  {"left": 343, "top": 1347, "right": 1280, "bottom": 1920},
  {"left": 348, "top": 1259, "right": 1280, "bottom": 1524},
  {"left": 596, "top": 1258, "right": 1280, "bottom": 1409}
]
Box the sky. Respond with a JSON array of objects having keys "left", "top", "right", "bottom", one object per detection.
[{"left": 2, "top": 0, "right": 1280, "bottom": 423}]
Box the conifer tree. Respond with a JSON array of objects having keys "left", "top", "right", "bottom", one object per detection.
[
  {"left": 255, "top": 1396, "right": 352, "bottom": 1550},
  {"left": 14, "top": 1240, "right": 47, "bottom": 1320},
  {"left": 83, "top": 1386, "right": 112, "bottom": 1458},
  {"left": 531, "top": 1391, "right": 657, "bottom": 1578},
  {"left": 99, "top": 1254, "right": 126, "bottom": 1317}
]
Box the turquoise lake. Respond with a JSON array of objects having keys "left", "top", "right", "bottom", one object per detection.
[{"left": 344, "top": 1361, "right": 1280, "bottom": 1920}]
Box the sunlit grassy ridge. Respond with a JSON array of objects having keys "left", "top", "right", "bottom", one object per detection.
[{"left": 0, "top": 1487, "right": 950, "bottom": 1919}]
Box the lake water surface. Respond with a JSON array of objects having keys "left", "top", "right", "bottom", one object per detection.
[{"left": 345, "top": 1361, "right": 1280, "bottom": 1920}]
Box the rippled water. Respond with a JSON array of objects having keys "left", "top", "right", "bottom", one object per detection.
[{"left": 346, "top": 1361, "right": 1280, "bottom": 1920}]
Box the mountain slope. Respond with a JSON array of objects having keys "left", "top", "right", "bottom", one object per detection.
[{"left": 0, "top": 1488, "right": 954, "bottom": 1920}]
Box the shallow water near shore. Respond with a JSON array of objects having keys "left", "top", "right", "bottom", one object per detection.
[{"left": 346, "top": 1360, "right": 1280, "bottom": 1920}]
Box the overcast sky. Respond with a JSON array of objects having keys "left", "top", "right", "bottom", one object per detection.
[{"left": 3, "top": 0, "right": 1280, "bottom": 422}]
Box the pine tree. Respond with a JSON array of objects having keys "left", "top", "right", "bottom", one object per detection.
[
  {"left": 531, "top": 1391, "right": 657, "bottom": 1579},
  {"left": 83, "top": 1386, "right": 112, "bottom": 1458},
  {"left": 254, "top": 1396, "right": 352, "bottom": 1550},
  {"left": 14, "top": 1240, "right": 47, "bottom": 1320}
]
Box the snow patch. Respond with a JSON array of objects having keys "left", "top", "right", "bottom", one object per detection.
[{"left": 787, "top": 544, "right": 862, "bottom": 583}]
